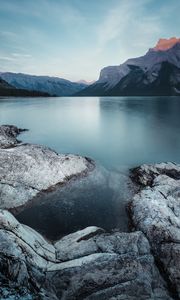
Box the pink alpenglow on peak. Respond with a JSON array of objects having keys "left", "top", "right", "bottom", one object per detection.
[{"left": 153, "top": 37, "right": 180, "bottom": 51}]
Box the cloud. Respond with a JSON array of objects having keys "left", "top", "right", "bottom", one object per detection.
[
  {"left": 96, "top": 0, "right": 162, "bottom": 54},
  {"left": 0, "top": 56, "right": 15, "bottom": 62},
  {"left": 0, "top": 52, "right": 33, "bottom": 63},
  {"left": 12, "top": 53, "right": 32, "bottom": 58}
]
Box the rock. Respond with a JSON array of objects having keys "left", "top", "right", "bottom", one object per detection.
[
  {"left": 130, "top": 162, "right": 180, "bottom": 298},
  {"left": 55, "top": 226, "right": 105, "bottom": 261},
  {"left": 0, "top": 287, "right": 34, "bottom": 300},
  {"left": 0, "top": 125, "right": 94, "bottom": 210},
  {"left": 46, "top": 231, "right": 172, "bottom": 299},
  {"left": 0, "top": 209, "right": 172, "bottom": 299},
  {"left": 0, "top": 125, "right": 27, "bottom": 149},
  {"left": 130, "top": 162, "right": 180, "bottom": 186},
  {"left": 0, "top": 126, "right": 175, "bottom": 298}
]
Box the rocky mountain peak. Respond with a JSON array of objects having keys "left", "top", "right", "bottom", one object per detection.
[{"left": 152, "top": 37, "right": 180, "bottom": 51}]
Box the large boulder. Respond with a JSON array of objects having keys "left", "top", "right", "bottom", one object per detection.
[
  {"left": 130, "top": 162, "right": 180, "bottom": 298},
  {"left": 0, "top": 125, "right": 94, "bottom": 210},
  {"left": 0, "top": 209, "right": 172, "bottom": 299}
]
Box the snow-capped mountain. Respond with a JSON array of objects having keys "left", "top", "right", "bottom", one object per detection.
[
  {"left": 77, "top": 37, "right": 180, "bottom": 96},
  {"left": 0, "top": 73, "right": 86, "bottom": 96}
]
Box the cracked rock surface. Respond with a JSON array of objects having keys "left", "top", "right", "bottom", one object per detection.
[
  {"left": 0, "top": 209, "right": 172, "bottom": 300},
  {"left": 130, "top": 162, "right": 180, "bottom": 298},
  {"left": 0, "top": 125, "right": 94, "bottom": 210}
]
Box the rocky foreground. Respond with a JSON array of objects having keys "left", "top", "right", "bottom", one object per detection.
[
  {"left": 0, "top": 210, "right": 172, "bottom": 300},
  {"left": 0, "top": 126, "right": 179, "bottom": 299},
  {"left": 130, "top": 163, "right": 180, "bottom": 299}
]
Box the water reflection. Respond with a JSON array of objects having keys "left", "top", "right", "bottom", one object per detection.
[
  {"left": 1, "top": 96, "right": 180, "bottom": 169},
  {"left": 17, "top": 166, "right": 135, "bottom": 240},
  {"left": 98, "top": 96, "right": 180, "bottom": 168}
]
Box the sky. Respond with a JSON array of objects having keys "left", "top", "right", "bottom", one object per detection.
[{"left": 0, "top": 0, "right": 179, "bottom": 82}]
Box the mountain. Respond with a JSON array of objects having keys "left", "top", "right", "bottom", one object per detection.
[
  {"left": 0, "top": 78, "right": 13, "bottom": 89},
  {"left": 0, "top": 77, "right": 50, "bottom": 97},
  {"left": 0, "top": 72, "right": 86, "bottom": 96},
  {"left": 77, "top": 37, "right": 180, "bottom": 96},
  {"left": 153, "top": 37, "right": 180, "bottom": 51}
]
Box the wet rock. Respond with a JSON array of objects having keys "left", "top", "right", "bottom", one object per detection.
[
  {"left": 130, "top": 162, "right": 180, "bottom": 298},
  {"left": 0, "top": 209, "right": 172, "bottom": 299},
  {"left": 0, "top": 125, "right": 94, "bottom": 210}
]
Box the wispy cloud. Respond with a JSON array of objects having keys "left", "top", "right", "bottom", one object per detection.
[
  {"left": 11, "top": 53, "right": 32, "bottom": 58},
  {"left": 0, "top": 56, "right": 15, "bottom": 62},
  {"left": 96, "top": 0, "right": 162, "bottom": 55},
  {"left": 0, "top": 52, "right": 33, "bottom": 62}
]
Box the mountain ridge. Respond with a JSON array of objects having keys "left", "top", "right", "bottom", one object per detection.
[
  {"left": 0, "top": 77, "right": 50, "bottom": 97},
  {"left": 0, "top": 72, "right": 86, "bottom": 96},
  {"left": 1, "top": 38, "right": 180, "bottom": 97},
  {"left": 76, "top": 38, "right": 180, "bottom": 96}
]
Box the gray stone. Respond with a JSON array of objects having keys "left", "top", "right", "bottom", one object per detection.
[
  {"left": 130, "top": 162, "right": 180, "bottom": 298},
  {"left": 0, "top": 125, "right": 27, "bottom": 149},
  {"left": 0, "top": 209, "right": 172, "bottom": 299},
  {"left": 0, "top": 125, "right": 94, "bottom": 210},
  {"left": 55, "top": 226, "right": 104, "bottom": 261},
  {"left": 0, "top": 126, "right": 176, "bottom": 299}
]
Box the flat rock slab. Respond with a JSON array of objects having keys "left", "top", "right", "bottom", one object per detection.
[
  {"left": 130, "top": 162, "right": 180, "bottom": 298},
  {"left": 0, "top": 209, "right": 172, "bottom": 300},
  {"left": 0, "top": 125, "right": 94, "bottom": 210}
]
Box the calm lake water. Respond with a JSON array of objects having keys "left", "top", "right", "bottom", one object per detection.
[{"left": 1, "top": 96, "right": 180, "bottom": 239}]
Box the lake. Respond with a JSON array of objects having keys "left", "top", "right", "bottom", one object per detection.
[{"left": 1, "top": 96, "right": 180, "bottom": 239}]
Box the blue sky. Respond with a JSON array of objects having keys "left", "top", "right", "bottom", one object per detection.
[{"left": 0, "top": 0, "right": 179, "bottom": 81}]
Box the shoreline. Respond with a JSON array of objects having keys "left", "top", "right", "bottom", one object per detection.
[{"left": 0, "top": 124, "right": 179, "bottom": 299}]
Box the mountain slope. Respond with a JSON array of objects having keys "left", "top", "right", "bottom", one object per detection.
[
  {"left": 77, "top": 38, "right": 180, "bottom": 96},
  {"left": 0, "top": 77, "right": 50, "bottom": 97},
  {"left": 0, "top": 78, "right": 13, "bottom": 89},
  {"left": 0, "top": 73, "right": 86, "bottom": 96}
]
